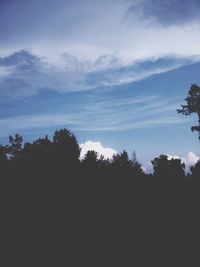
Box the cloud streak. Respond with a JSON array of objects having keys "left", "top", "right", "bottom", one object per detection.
[
  {"left": 0, "top": 107, "right": 192, "bottom": 137},
  {"left": 128, "top": 0, "right": 200, "bottom": 26},
  {"left": 0, "top": 50, "right": 198, "bottom": 98}
]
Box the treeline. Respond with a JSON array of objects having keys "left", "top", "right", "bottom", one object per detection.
[
  {"left": 1, "top": 128, "right": 199, "bottom": 266},
  {"left": 0, "top": 128, "right": 199, "bottom": 181}
]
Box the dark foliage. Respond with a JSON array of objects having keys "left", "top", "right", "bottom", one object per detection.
[
  {"left": 177, "top": 84, "right": 200, "bottom": 139},
  {"left": 0, "top": 124, "right": 199, "bottom": 266},
  {"left": 151, "top": 154, "right": 185, "bottom": 188}
]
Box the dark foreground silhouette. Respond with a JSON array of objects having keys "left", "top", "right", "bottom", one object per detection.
[{"left": 0, "top": 129, "right": 200, "bottom": 266}]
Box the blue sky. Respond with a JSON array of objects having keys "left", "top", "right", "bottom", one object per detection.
[{"left": 0, "top": 0, "right": 200, "bottom": 167}]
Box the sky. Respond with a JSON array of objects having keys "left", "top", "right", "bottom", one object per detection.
[{"left": 0, "top": 0, "right": 200, "bottom": 169}]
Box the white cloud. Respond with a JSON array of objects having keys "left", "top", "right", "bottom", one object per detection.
[
  {"left": 141, "top": 164, "right": 153, "bottom": 174},
  {"left": 167, "top": 152, "right": 199, "bottom": 166},
  {"left": 183, "top": 152, "right": 199, "bottom": 166},
  {"left": 167, "top": 154, "right": 180, "bottom": 160},
  {"left": 80, "top": 140, "right": 117, "bottom": 159},
  {"left": 167, "top": 152, "right": 199, "bottom": 173}
]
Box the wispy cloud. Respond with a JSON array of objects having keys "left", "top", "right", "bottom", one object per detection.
[
  {"left": 0, "top": 50, "right": 198, "bottom": 98},
  {"left": 0, "top": 114, "right": 80, "bottom": 137},
  {"left": 128, "top": 0, "right": 200, "bottom": 26},
  {"left": 79, "top": 116, "right": 191, "bottom": 132},
  {"left": 83, "top": 95, "right": 182, "bottom": 127},
  {"left": 0, "top": 101, "right": 192, "bottom": 137}
]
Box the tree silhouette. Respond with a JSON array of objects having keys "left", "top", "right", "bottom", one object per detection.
[
  {"left": 53, "top": 128, "right": 80, "bottom": 166},
  {"left": 22, "top": 135, "right": 53, "bottom": 169},
  {"left": 81, "top": 150, "right": 99, "bottom": 174},
  {"left": 0, "top": 128, "right": 194, "bottom": 266},
  {"left": 131, "top": 150, "right": 144, "bottom": 176},
  {"left": 112, "top": 150, "right": 132, "bottom": 169},
  {"left": 151, "top": 154, "right": 185, "bottom": 185},
  {"left": 8, "top": 134, "right": 23, "bottom": 161},
  {"left": 177, "top": 84, "right": 200, "bottom": 139},
  {"left": 82, "top": 150, "right": 98, "bottom": 164},
  {"left": 190, "top": 160, "right": 200, "bottom": 178},
  {"left": 0, "top": 144, "right": 8, "bottom": 167}
]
